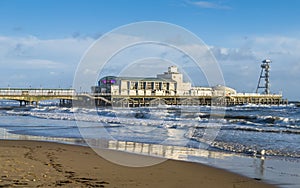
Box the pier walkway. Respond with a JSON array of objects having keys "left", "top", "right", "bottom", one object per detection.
[
  {"left": 0, "top": 88, "right": 75, "bottom": 106},
  {"left": 0, "top": 88, "right": 287, "bottom": 107},
  {"left": 107, "top": 93, "right": 287, "bottom": 107}
]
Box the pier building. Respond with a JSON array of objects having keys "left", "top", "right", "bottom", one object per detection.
[
  {"left": 93, "top": 66, "right": 238, "bottom": 97},
  {"left": 92, "top": 66, "right": 237, "bottom": 97},
  {"left": 90, "top": 65, "right": 286, "bottom": 107}
]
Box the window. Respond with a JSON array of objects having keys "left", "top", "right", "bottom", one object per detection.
[
  {"left": 146, "top": 82, "right": 152, "bottom": 90},
  {"left": 139, "top": 82, "right": 145, "bottom": 89},
  {"left": 155, "top": 82, "right": 160, "bottom": 90},
  {"left": 130, "top": 81, "right": 138, "bottom": 89}
]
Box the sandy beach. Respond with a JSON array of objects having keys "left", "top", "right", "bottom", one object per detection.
[{"left": 0, "top": 140, "right": 277, "bottom": 188}]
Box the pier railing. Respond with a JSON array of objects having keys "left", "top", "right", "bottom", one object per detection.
[
  {"left": 0, "top": 88, "right": 287, "bottom": 106},
  {"left": 0, "top": 88, "right": 76, "bottom": 106},
  {"left": 0, "top": 88, "right": 75, "bottom": 96}
]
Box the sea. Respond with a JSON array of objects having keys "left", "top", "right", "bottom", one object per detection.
[{"left": 0, "top": 100, "right": 299, "bottom": 187}]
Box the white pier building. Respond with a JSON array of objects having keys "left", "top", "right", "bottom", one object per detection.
[{"left": 92, "top": 66, "right": 236, "bottom": 97}]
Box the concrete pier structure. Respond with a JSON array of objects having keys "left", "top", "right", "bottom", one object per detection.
[
  {"left": 0, "top": 88, "right": 287, "bottom": 107},
  {"left": 90, "top": 93, "right": 286, "bottom": 107},
  {"left": 0, "top": 65, "right": 288, "bottom": 107},
  {"left": 0, "top": 88, "right": 75, "bottom": 107},
  {"left": 91, "top": 66, "right": 287, "bottom": 107}
]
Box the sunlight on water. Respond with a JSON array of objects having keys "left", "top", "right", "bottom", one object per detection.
[{"left": 0, "top": 104, "right": 300, "bottom": 187}]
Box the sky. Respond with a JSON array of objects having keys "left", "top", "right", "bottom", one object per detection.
[{"left": 1, "top": 0, "right": 300, "bottom": 100}]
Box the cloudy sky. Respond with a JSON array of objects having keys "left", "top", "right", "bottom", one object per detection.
[{"left": 1, "top": 0, "right": 300, "bottom": 100}]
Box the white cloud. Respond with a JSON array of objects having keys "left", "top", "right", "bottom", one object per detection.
[
  {"left": 210, "top": 35, "right": 300, "bottom": 100},
  {"left": 22, "top": 59, "right": 64, "bottom": 69},
  {"left": 1, "top": 33, "right": 299, "bottom": 100},
  {"left": 189, "top": 1, "right": 231, "bottom": 10},
  {"left": 0, "top": 35, "right": 95, "bottom": 88},
  {"left": 210, "top": 46, "right": 256, "bottom": 61}
]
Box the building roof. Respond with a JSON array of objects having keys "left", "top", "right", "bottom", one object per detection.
[
  {"left": 101, "top": 76, "right": 175, "bottom": 83},
  {"left": 212, "top": 85, "right": 237, "bottom": 93}
]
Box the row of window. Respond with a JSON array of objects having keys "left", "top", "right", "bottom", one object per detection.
[{"left": 128, "top": 81, "right": 172, "bottom": 90}]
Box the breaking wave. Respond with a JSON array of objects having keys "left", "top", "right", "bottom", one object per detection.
[{"left": 1, "top": 104, "right": 300, "bottom": 158}]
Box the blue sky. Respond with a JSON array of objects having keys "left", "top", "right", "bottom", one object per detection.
[{"left": 1, "top": 0, "right": 300, "bottom": 100}]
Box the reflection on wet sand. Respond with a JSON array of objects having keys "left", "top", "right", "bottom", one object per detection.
[
  {"left": 1, "top": 127, "right": 236, "bottom": 160},
  {"left": 1, "top": 127, "right": 266, "bottom": 178}
]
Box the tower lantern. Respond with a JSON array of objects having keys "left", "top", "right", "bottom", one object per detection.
[{"left": 256, "top": 59, "right": 271, "bottom": 94}]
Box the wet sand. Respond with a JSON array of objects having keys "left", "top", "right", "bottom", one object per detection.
[{"left": 0, "top": 140, "right": 277, "bottom": 187}]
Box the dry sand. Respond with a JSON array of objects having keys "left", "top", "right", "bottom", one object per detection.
[{"left": 0, "top": 140, "right": 277, "bottom": 188}]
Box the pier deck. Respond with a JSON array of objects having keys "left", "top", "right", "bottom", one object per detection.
[
  {"left": 0, "top": 88, "right": 76, "bottom": 106},
  {"left": 104, "top": 94, "right": 287, "bottom": 107},
  {"left": 0, "top": 88, "right": 287, "bottom": 107}
]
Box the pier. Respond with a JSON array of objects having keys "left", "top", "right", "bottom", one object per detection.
[
  {"left": 101, "top": 93, "right": 287, "bottom": 107},
  {"left": 85, "top": 64, "right": 287, "bottom": 107},
  {"left": 0, "top": 61, "right": 289, "bottom": 107},
  {"left": 0, "top": 88, "right": 287, "bottom": 107},
  {"left": 0, "top": 88, "right": 75, "bottom": 106}
]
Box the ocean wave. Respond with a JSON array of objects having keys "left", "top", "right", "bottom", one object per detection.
[
  {"left": 209, "top": 141, "right": 300, "bottom": 158},
  {"left": 187, "top": 127, "right": 300, "bottom": 158},
  {"left": 4, "top": 106, "right": 300, "bottom": 131},
  {"left": 2, "top": 104, "right": 300, "bottom": 159}
]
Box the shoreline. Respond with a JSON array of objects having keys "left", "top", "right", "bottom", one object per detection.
[
  {"left": 1, "top": 127, "right": 300, "bottom": 187},
  {"left": 0, "top": 139, "right": 277, "bottom": 187}
]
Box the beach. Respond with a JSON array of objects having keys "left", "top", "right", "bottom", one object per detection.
[{"left": 0, "top": 140, "right": 276, "bottom": 188}]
